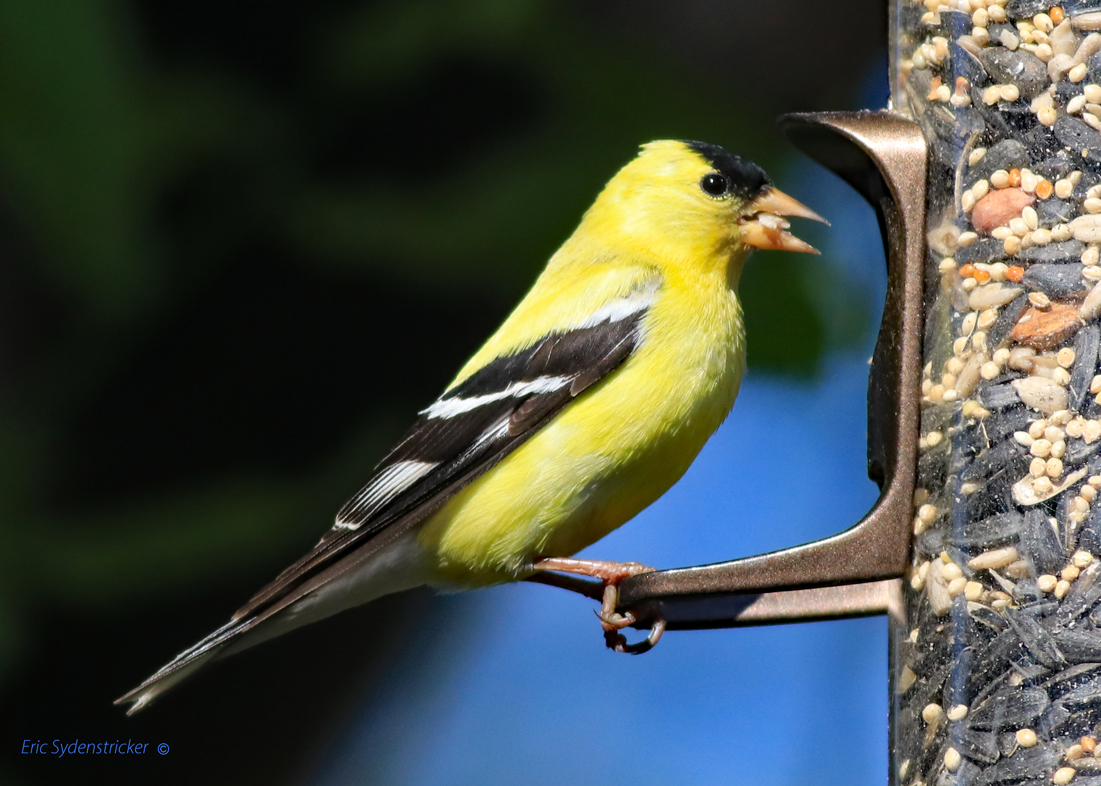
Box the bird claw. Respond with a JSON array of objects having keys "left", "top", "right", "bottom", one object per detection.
[
  {"left": 596, "top": 608, "right": 636, "bottom": 630},
  {"left": 598, "top": 583, "right": 634, "bottom": 630},
  {"left": 604, "top": 616, "right": 666, "bottom": 655},
  {"left": 530, "top": 556, "right": 666, "bottom": 655},
  {"left": 598, "top": 579, "right": 665, "bottom": 653}
]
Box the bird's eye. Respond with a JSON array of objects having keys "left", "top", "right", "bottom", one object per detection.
[{"left": 700, "top": 172, "right": 730, "bottom": 197}]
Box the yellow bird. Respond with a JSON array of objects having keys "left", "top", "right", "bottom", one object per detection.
[{"left": 116, "top": 139, "right": 823, "bottom": 714}]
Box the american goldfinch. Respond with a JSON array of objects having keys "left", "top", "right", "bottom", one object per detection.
[{"left": 116, "top": 139, "right": 823, "bottom": 714}]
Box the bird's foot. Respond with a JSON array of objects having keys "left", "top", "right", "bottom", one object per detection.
[{"left": 530, "top": 557, "right": 666, "bottom": 655}]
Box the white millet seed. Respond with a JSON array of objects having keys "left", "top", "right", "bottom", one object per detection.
[
  {"left": 1031, "top": 438, "right": 1053, "bottom": 458},
  {"left": 962, "top": 311, "right": 978, "bottom": 335},
  {"left": 1022, "top": 169, "right": 1039, "bottom": 193},
  {"left": 1054, "top": 766, "right": 1076, "bottom": 785}
]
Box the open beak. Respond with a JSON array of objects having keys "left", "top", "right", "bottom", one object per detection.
[{"left": 738, "top": 187, "right": 829, "bottom": 255}]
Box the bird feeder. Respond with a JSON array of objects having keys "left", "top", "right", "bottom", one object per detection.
[{"left": 610, "top": 2, "right": 1101, "bottom": 784}]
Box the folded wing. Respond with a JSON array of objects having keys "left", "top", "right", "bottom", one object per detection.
[{"left": 116, "top": 279, "right": 658, "bottom": 712}]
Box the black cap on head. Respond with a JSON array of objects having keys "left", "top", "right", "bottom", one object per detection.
[{"left": 682, "top": 140, "right": 770, "bottom": 202}]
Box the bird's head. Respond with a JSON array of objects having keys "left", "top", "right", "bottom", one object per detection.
[{"left": 578, "top": 140, "right": 826, "bottom": 284}]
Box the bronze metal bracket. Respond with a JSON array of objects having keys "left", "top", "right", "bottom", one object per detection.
[{"left": 612, "top": 111, "right": 929, "bottom": 630}]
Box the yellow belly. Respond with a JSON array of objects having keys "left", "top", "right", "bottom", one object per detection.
[{"left": 417, "top": 277, "right": 744, "bottom": 587}]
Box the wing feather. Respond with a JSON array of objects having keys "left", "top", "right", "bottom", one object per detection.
[
  {"left": 231, "top": 284, "right": 656, "bottom": 621},
  {"left": 116, "top": 282, "right": 659, "bottom": 709}
]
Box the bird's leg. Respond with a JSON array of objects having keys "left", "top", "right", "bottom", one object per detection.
[{"left": 529, "top": 557, "right": 666, "bottom": 655}]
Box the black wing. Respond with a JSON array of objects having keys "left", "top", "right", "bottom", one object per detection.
[
  {"left": 231, "top": 285, "right": 657, "bottom": 621},
  {"left": 116, "top": 284, "right": 658, "bottom": 710}
]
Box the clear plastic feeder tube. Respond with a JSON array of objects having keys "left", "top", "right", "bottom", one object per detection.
[{"left": 892, "top": 1, "right": 1101, "bottom": 784}]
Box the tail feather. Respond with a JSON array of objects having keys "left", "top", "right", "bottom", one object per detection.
[
  {"left": 114, "top": 620, "right": 242, "bottom": 715},
  {"left": 116, "top": 527, "right": 430, "bottom": 713}
]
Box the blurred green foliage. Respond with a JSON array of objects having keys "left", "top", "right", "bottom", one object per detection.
[{"left": 0, "top": 1, "right": 875, "bottom": 782}]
